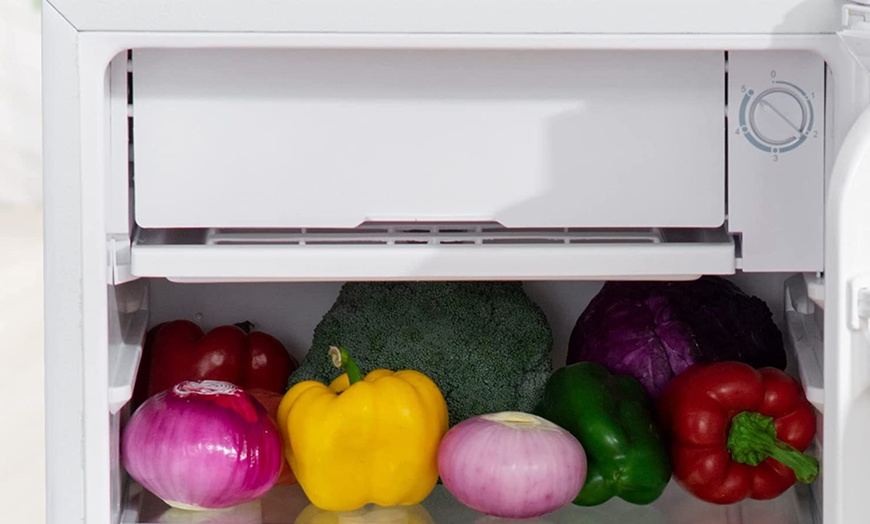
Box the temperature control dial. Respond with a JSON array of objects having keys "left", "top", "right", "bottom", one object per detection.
[{"left": 737, "top": 82, "right": 815, "bottom": 154}]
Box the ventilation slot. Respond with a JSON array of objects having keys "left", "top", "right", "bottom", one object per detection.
[{"left": 204, "top": 224, "right": 664, "bottom": 247}]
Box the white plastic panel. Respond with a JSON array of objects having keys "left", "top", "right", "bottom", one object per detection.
[
  {"left": 805, "top": 273, "right": 826, "bottom": 309},
  {"left": 134, "top": 49, "right": 725, "bottom": 229},
  {"left": 107, "top": 280, "right": 148, "bottom": 414},
  {"left": 41, "top": 5, "right": 87, "bottom": 524},
  {"left": 107, "top": 52, "right": 130, "bottom": 239},
  {"left": 107, "top": 51, "right": 136, "bottom": 284},
  {"left": 823, "top": 104, "right": 870, "bottom": 524},
  {"left": 107, "top": 280, "right": 149, "bottom": 524},
  {"left": 130, "top": 227, "right": 736, "bottom": 282},
  {"left": 841, "top": 5, "right": 870, "bottom": 76},
  {"left": 47, "top": 0, "right": 843, "bottom": 35},
  {"left": 727, "top": 51, "right": 825, "bottom": 272},
  {"left": 785, "top": 275, "right": 825, "bottom": 412}
]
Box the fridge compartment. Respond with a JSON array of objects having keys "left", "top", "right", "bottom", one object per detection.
[
  {"left": 131, "top": 48, "right": 725, "bottom": 230},
  {"left": 130, "top": 225, "right": 736, "bottom": 282},
  {"left": 109, "top": 274, "right": 820, "bottom": 523}
]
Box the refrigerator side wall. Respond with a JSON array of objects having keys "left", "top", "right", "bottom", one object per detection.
[{"left": 42, "top": 3, "right": 86, "bottom": 523}]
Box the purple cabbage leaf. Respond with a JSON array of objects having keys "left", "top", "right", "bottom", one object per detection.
[{"left": 567, "top": 277, "right": 786, "bottom": 399}]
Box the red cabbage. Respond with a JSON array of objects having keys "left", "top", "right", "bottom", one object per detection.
[{"left": 567, "top": 277, "right": 785, "bottom": 399}]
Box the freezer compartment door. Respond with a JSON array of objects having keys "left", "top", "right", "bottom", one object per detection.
[{"left": 132, "top": 49, "right": 725, "bottom": 229}]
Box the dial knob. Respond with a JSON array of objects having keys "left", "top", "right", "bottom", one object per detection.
[{"left": 748, "top": 87, "right": 808, "bottom": 147}]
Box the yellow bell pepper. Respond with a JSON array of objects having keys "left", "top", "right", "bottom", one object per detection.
[{"left": 277, "top": 346, "right": 449, "bottom": 512}]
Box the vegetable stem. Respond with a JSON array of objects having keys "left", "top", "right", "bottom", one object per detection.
[
  {"left": 727, "top": 411, "right": 819, "bottom": 483},
  {"left": 329, "top": 346, "right": 363, "bottom": 385},
  {"left": 233, "top": 321, "right": 255, "bottom": 334}
]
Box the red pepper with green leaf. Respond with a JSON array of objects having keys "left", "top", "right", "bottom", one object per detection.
[{"left": 658, "top": 361, "right": 818, "bottom": 504}]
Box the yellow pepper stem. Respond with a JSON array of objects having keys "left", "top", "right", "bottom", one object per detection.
[{"left": 329, "top": 346, "right": 363, "bottom": 385}]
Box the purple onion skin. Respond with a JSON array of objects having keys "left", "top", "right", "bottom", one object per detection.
[
  {"left": 438, "top": 412, "right": 586, "bottom": 519},
  {"left": 122, "top": 380, "right": 283, "bottom": 510}
]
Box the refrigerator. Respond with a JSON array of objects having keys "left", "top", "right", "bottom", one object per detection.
[{"left": 40, "top": 0, "right": 870, "bottom": 522}]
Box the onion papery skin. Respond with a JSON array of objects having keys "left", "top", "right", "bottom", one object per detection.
[
  {"left": 122, "top": 380, "right": 283, "bottom": 510},
  {"left": 437, "top": 412, "right": 587, "bottom": 519}
]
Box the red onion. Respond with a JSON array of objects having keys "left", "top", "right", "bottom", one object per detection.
[
  {"left": 122, "top": 380, "right": 283, "bottom": 510},
  {"left": 438, "top": 412, "right": 586, "bottom": 519}
]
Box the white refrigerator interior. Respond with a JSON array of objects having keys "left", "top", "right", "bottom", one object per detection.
[{"left": 40, "top": 0, "right": 870, "bottom": 523}]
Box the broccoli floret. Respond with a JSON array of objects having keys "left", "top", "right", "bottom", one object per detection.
[{"left": 289, "top": 281, "right": 553, "bottom": 426}]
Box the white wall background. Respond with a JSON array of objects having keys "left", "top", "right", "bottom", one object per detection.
[
  {"left": 0, "top": 207, "right": 44, "bottom": 524},
  {"left": 1, "top": 0, "right": 42, "bottom": 206},
  {"left": 0, "top": 0, "right": 46, "bottom": 523}
]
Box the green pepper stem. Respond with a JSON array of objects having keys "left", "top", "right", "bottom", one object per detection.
[
  {"left": 727, "top": 411, "right": 819, "bottom": 483},
  {"left": 329, "top": 346, "right": 363, "bottom": 385}
]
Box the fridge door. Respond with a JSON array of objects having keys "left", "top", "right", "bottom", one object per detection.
[{"left": 824, "top": 104, "right": 870, "bottom": 524}]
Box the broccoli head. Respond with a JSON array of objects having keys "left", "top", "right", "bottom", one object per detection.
[{"left": 289, "top": 281, "right": 553, "bottom": 426}]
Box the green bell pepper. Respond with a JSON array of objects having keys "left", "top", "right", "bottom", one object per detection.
[{"left": 536, "top": 362, "right": 671, "bottom": 506}]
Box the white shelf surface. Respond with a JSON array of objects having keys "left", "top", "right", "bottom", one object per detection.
[
  {"left": 47, "top": 0, "right": 842, "bottom": 35},
  {"left": 130, "top": 227, "right": 736, "bottom": 282},
  {"left": 125, "top": 480, "right": 816, "bottom": 524}
]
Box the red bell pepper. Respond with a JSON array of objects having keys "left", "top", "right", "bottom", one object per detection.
[
  {"left": 247, "top": 388, "right": 298, "bottom": 486},
  {"left": 658, "top": 361, "right": 818, "bottom": 504},
  {"left": 133, "top": 320, "right": 297, "bottom": 406}
]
